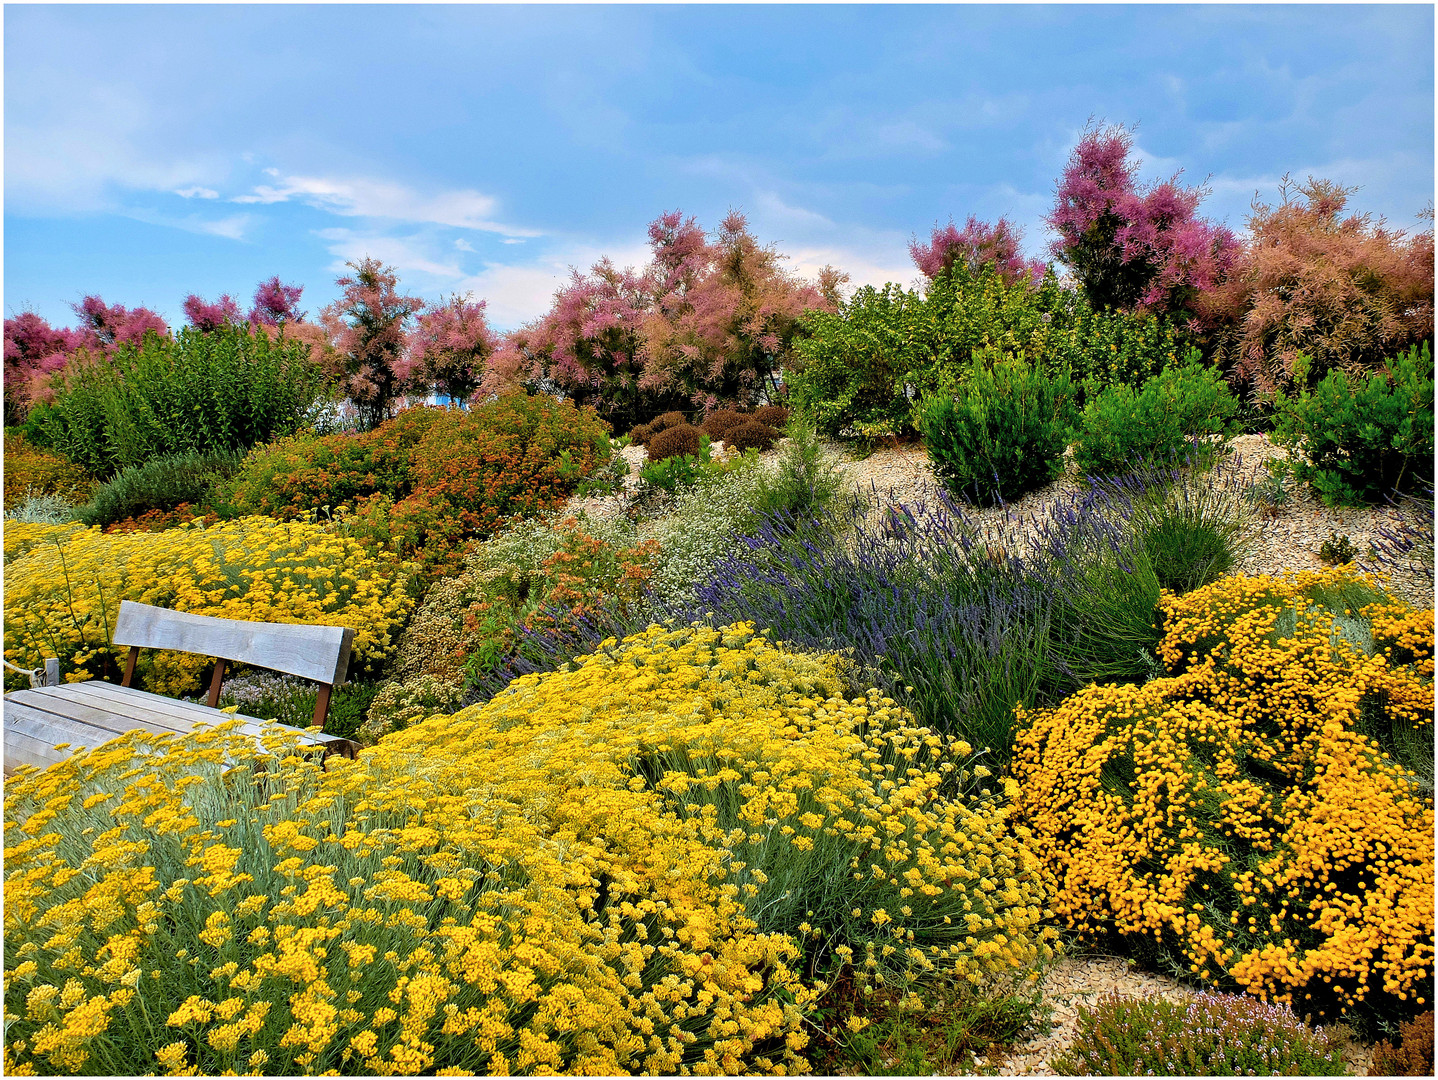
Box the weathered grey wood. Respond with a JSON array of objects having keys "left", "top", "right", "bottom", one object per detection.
[
  {"left": 61, "top": 684, "right": 353, "bottom": 752},
  {"left": 37, "top": 685, "right": 269, "bottom": 740},
  {"left": 4, "top": 701, "right": 121, "bottom": 755},
  {"left": 4, "top": 684, "right": 359, "bottom": 774},
  {"left": 113, "top": 600, "right": 354, "bottom": 686}
]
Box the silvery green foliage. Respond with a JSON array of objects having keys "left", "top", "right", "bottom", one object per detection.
[
  {"left": 475, "top": 511, "right": 642, "bottom": 575},
  {"left": 5, "top": 492, "right": 78, "bottom": 524},
  {"left": 640, "top": 460, "right": 765, "bottom": 613}
]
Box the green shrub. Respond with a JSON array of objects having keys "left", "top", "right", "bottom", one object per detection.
[
  {"left": 638, "top": 449, "right": 709, "bottom": 492},
  {"left": 724, "top": 419, "right": 781, "bottom": 453},
  {"left": 1272, "top": 343, "right": 1435, "bottom": 506},
  {"left": 751, "top": 413, "right": 848, "bottom": 521},
  {"left": 1050, "top": 992, "right": 1349, "bottom": 1076},
  {"left": 1054, "top": 305, "right": 1186, "bottom": 393},
  {"left": 646, "top": 421, "right": 703, "bottom": 461},
  {"left": 921, "top": 354, "right": 1077, "bottom": 506},
  {"left": 75, "top": 450, "right": 240, "bottom": 528},
  {"left": 24, "top": 324, "right": 325, "bottom": 478},
  {"left": 1072, "top": 351, "right": 1238, "bottom": 477},
  {"left": 789, "top": 262, "right": 1186, "bottom": 442},
  {"left": 789, "top": 282, "right": 944, "bottom": 438}
]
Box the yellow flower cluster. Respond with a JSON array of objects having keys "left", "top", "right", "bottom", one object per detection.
[
  {"left": 4, "top": 623, "right": 1054, "bottom": 1076},
  {"left": 3, "top": 517, "right": 417, "bottom": 694},
  {"left": 1012, "top": 568, "right": 1433, "bottom": 1020}
]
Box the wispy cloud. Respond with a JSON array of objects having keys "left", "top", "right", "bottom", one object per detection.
[
  {"left": 174, "top": 186, "right": 219, "bottom": 200},
  {"left": 235, "top": 170, "right": 539, "bottom": 237}
]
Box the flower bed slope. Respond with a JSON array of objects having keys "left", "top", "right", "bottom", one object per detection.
[{"left": 3, "top": 622, "right": 1054, "bottom": 1076}]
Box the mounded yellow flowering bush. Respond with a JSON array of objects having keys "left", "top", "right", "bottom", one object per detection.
[
  {"left": 2, "top": 517, "right": 417, "bottom": 694},
  {"left": 4, "top": 623, "right": 1055, "bottom": 1076},
  {"left": 1012, "top": 568, "right": 1434, "bottom": 1024}
]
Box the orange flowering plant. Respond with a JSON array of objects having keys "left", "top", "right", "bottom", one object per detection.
[{"left": 1012, "top": 567, "right": 1433, "bottom": 1027}]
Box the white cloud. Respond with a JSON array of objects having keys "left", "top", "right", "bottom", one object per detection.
[
  {"left": 235, "top": 172, "right": 539, "bottom": 237},
  {"left": 117, "top": 208, "right": 253, "bottom": 241},
  {"left": 315, "top": 229, "right": 466, "bottom": 279},
  {"left": 174, "top": 186, "right": 219, "bottom": 199},
  {"left": 454, "top": 238, "right": 476, "bottom": 252}
]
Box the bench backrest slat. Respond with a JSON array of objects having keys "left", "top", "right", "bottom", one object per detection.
[{"left": 113, "top": 601, "right": 353, "bottom": 687}]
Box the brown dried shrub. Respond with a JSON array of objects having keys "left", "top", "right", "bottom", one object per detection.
[
  {"left": 647, "top": 422, "right": 703, "bottom": 461},
  {"left": 754, "top": 405, "right": 791, "bottom": 430},
  {"left": 702, "top": 409, "right": 747, "bottom": 439},
  {"left": 725, "top": 420, "right": 781, "bottom": 453},
  {"left": 628, "top": 422, "right": 654, "bottom": 446},
  {"left": 1371, "top": 1012, "right": 1434, "bottom": 1077}
]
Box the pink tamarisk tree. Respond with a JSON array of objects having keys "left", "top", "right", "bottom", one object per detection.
[
  {"left": 320, "top": 258, "right": 425, "bottom": 429},
  {"left": 910, "top": 215, "right": 1047, "bottom": 287},
  {"left": 1046, "top": 122, "right": 1236, "bottom": 325},
  {"left": 408, "top": 293, "right": 500, "bottom": 405}
]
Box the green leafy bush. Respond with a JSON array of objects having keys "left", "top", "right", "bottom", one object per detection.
[
  {"left": 1072, "top": 352, "right": 1239, "bottom": 477},
  {"left": 75, "top": 450, "right": 240, "bottom": 528},
  {"left": 1272, "top": 343, "right": 1435, "bottom": 506},
  {"left": 1054, "top": 305, "right": 1187, "bottom": 392},
  {"left": 1050, "top": 992, "right": 1349, "bottom": 1076},
  {"left": 789, "top": 282, "right": 948, "bottom": 438},
  {"left": 789, "top": 261, "right": 1186, "bottom": 441},
  {"left": 921, "top": 355, "right": 1077, "bottom": 506},
  {"left": 25, "top": 324, "right": 325, "bottom": 478}
]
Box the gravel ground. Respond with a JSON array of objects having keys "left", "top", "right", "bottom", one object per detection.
[{"left": 563, "top": 435, "right": 1427, "bottom": 1075}]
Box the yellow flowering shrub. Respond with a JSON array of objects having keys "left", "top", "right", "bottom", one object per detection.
[
  {"left": 2, "top": 517, "right": 418, "bottom": 694},
  {"left": 3, "top": 623, "right": 1055, "bottom": 1076},
  {"left": 1012, "top": 568, "right": 1434, "bottom": 1023}
]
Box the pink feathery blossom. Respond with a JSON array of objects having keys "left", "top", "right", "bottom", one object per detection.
[
  {"left": 249, "top": 277, "right": 305, "bottom": 326},
  {"left": 182, "top": 293, "right": 243, "bottom": 332},
  {"left": 1046, "top": 122, "right": 1236, "bottom": 321},
  {"left": 409, "top": 294, "right": 499, "bottom": 403},
  {"left": 910, "top": 215, "right": 1046, "bottom": 286}
]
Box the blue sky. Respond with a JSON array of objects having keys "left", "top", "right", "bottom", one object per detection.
[{"left": 5, "top": 3, "right": 1434, "bottom": 332}]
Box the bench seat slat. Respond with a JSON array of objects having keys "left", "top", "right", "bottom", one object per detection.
[
  {"left": 62, "top": 683, "right": 353, "bottom": 748},
  {"left": 4, "top": 702, "right": 135, "bottom": 758},
  {"left": 33, "top": 685, "right": 209, "bottom": 736}
]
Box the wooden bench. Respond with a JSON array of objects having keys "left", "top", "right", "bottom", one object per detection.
[{"left": 3, "top": 601, "right": 361, "bottom": 775}]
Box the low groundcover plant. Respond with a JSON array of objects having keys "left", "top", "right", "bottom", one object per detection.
[
  {"left": 3, "top": 622, "right": 1055, "bottom": 1076},
  {"left": 1050, "top": 990, "right": 1349, "bottom": 1076}
]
